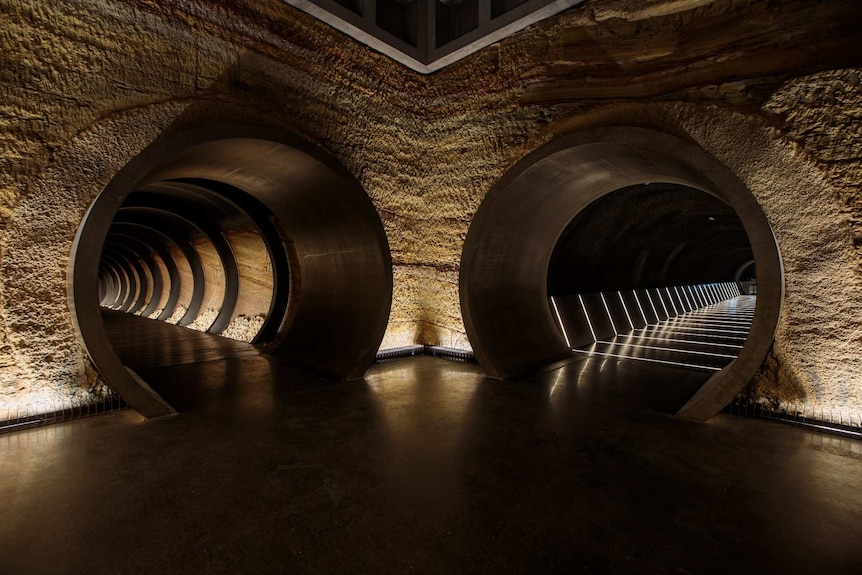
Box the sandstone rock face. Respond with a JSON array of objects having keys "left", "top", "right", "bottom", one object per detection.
[{"left": 0, "top": 0, "right": 860, "bottom": 418}]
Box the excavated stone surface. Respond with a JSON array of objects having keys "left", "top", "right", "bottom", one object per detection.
[
  {"left": 0, "top": 0, "right": 860, "bottom": 418},
  {"left": 225, "top": 227, "right": 273, "bottom": 323},
  {"left": 763, "top": 69, "right": 862, "bottom": 273}
]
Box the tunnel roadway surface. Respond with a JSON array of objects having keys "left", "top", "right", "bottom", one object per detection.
[{"left": 1, "top": 349, "right": 861, "bottom": 573}]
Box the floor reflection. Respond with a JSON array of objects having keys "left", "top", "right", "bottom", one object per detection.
[{"left": 2, "top": 355, "right": 860, "bottom": 573}]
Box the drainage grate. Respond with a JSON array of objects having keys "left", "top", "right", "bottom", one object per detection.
[
  {"left": 723, "top": 400, "right": 862, "bottom": 440},
  {"left": 0, "top": 392, "right": 128, "bottom": 435},
  {"left": 375, "top": 345, "right": 477, "bottom": 364}
]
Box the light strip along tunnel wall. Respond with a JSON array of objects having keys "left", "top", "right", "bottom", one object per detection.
[
  {"left": 71, "top": 125, "right": 393, "bottom": 418},
  {"left": 460, "top": 128, "right": 783, "bottom": 420},
  {"left": 552, "top": 282, "right": 751, "bottom": 372}
]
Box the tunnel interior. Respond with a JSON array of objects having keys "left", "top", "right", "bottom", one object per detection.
[
  {"left": 548, "top": 183, "right": 754, "bottom": 295},
  {"left": 460, "top": 128, "right": 783, "bottom": 420},
  {"left": 547, "top": 183, "right": 757, "bottom": 378},
  {"left": 98, "top": 178, "right": 285, "bottom": 344},
  {"left": 72, "top": 126, "right": 393, "bottom": 418}
]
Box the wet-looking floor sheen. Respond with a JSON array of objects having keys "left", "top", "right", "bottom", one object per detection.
[{"left": 1, "top": 353, "right": 861, "bottom": 573}]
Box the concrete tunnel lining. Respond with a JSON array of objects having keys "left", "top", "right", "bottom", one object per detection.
[
  {"left": 70, "top": 125, "right": 393, "bottom": 418},
  {"left": 459, "top": 127, "right": 783, "bottom": 420}
]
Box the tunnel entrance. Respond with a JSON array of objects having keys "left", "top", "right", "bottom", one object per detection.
[
  {"left": 548, "top": 184, "right": 756, "bottom": 374},
  {"left": 70, "top": 125, "right": 392, "bottom": 418},
  {"left": 460, "top": 127, "right": 783, "bottom": 420}
]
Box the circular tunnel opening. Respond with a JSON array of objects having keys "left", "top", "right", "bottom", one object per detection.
[
  {"left": 71, "top": 125, "right": 392, "bottom": 418},
  {"left": 460, "top": 127, "right": 783, "bottom": 420}
]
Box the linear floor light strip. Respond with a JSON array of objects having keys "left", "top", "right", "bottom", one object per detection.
[
  {"left": 681, "top": 286, "right": 693, "bottom": 310},
  {"left": 618, "top": 292, "right": 634, "bottom": 331},
  {"left": 665, "top": 320, "right": 751, "bottom": 335},
  {"left": 635, "top": 326, "right": 748, "bottom": 340},
  {"left": 686, "top": 285, "right": 698, "bottom": 309},
  {"left": 651, "top": 324, "right": 751, "bottom": 335},
  {"left": 673, "top": 316, "right": 753, "bottom": 325},
  {"left": 656, "top": 289, "right": 670, "bottom": 319},
  {"left": 550, "top": 296, "right": 571, "bottom": 347},
  {"left": 600, "top": 292, "right": 617, "bottom": 334},
  {"left": 633, "top": 292, "right": 649, "bottom": 325},
  {"left": 667, "top": 315, "right": 753, "bottom": 325},
  {"left": 636, "top": 336, "right": 743, "bottom": 349},
  {"left": 673, "top": 286, "right": 691, "bottom": 312},
  {"left": 665, "top": 287, "right": 679, "bottom": 316},
  {"left": 600, "top": 341, "right": 738, "bottom": 359},
  {"left": 666, "top": 315, "right": 752, "bottom": 326},
  {"left": 645, "top": 290, "right": 661, "bottom": 322},
  {"left": 578, "top": 294, "right": 597, "bottom": 341},
  {"left": 572, "top": 348, "right": 722, "bottom": 371}
]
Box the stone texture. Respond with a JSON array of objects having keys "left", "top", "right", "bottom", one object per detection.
[{"left": 0, "top": 0, "right": 860, "bottom": 417}]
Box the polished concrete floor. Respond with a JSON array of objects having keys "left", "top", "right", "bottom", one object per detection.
[
  {"left": 575, "top": 296, "right": 755, "bottom": 372},
  {"left": 102, "top": 310, "right": 259, "bottom": 370},
  {"left": 1, "top": 348, "right": 862, "bottom": 573}
]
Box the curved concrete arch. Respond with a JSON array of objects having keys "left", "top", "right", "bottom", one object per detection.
[
  {"left": 99, "top": 259, "right": 126, "bottom": 309},
  {"left": 101, "top": 253, "right": 136, "bottom": 312},
  {"left": 109, "top": 224, "right": 185, "bottom": 322},
  {"left": 104, "top": 236, "right": 165, "bottom": 317},
  {"left": 122, "top": 188, "right": 241, "bottom": 334},
  {"left": 460, "top": 127, "right": 783, "bottom": 420},
  {"left": 102, "top": 245, "right": 151, "bottom": 314},
  {"left": 114, "top": 207, "right": 209, "bottom": 327},
  {"left": 70, "top": 124, "right": 392, "bottom": 418},
  {"left": 174, "top": 178, "right": 291, "bottom": 345}
]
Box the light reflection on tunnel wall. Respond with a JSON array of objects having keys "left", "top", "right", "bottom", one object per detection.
[{"left": 97, "top": 180, "right": 278, "bottom": 343}]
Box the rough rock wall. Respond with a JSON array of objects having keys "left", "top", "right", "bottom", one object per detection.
[
  {"left": 128, "top": 225, "right": 273, "bottom": 341},
  {"left": 0, "top": 0, "right": 860, "bottom": 415}
]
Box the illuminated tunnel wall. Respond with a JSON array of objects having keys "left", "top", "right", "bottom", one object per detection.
[
  {"left": 460, "top": 127, "right": 783, "bottom": 420},
  {"left": 98, "top": 180, "right": 281, "bottom": 342},
  {"left": 71, "top": 125, "right": 393, "bottom": 418}
]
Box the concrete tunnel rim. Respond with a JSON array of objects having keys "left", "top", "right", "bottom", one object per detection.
[
  {"left": 459, "top": 126, "right": 784, "bottom": 420},
  {"left": 69, "top": 124, "right": 393, "bottom": 419}
]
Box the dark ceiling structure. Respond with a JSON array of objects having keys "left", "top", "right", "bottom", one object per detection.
[{"left": 284, "top": 0, "right": 585, "bottom": 72}]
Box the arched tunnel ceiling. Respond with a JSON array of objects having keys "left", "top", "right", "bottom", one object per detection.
[
  {"left": 284, "top": 0, "right": 585, "bottom": 72},
  {"left": 548, "top": 183, "right": 753, "bottom": 294}
]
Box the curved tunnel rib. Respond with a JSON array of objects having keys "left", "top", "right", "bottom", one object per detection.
[
  {"left": 102, "top": 246, "right": 150, "bottom": 314},
  {"left": 113, "top": 208, "right": 208, "bottom": 328},
  {"left": 170, "top": 178, "right": 291, "bottom": 345},
  {"left": 127, "top": 183, "right": 242, "bottom": 334},
  {"left": 460, "top": 127, "right": 783, "bottom": 420},
  {"left": 109, "top": 224, "right": 185, "bottom": 322},
  {"left": 105, "top": 234, "right": 166, "bottom": 318},
  {"left": 70, "top": 125, "right": 392, "bottom": 418}
]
